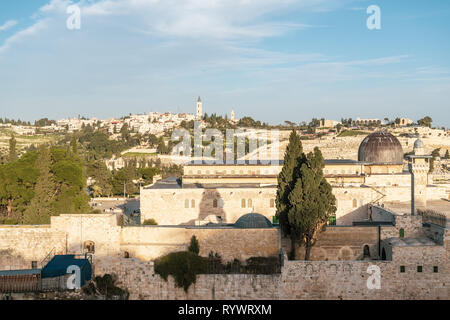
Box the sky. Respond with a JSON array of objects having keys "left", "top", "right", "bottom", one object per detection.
[{"left": 0, "top": 0, "right": 449, "bottom": 127}]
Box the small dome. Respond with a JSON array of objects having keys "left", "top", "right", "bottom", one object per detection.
[
  {"left": 358, "top": 131, "right": 404, "bottom": 165},
  {"left": 414, "top": 139, "right": 424, "bottom": 149},
  {"left": 234, "top": 213, "right": 273, "bottom": 229}
]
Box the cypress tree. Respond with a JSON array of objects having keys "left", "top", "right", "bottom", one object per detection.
[
  {"left": 288, "top": 148, "right": 336, "bottom": 260},
  {"left": 8, "top": 136, "right": 17, "bottom": 162},
  {"left": 22, "top": 146, "right": 56, "bottom": 224},
  {"left": 275, "top": 130, "right": 305, "bottom": 259}
]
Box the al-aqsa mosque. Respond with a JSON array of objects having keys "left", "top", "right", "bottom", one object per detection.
[{"left": 141, "top": 131, "right": 448, "bottom": 226}]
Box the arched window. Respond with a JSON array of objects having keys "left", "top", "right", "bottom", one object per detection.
[
  {"left": 124, "top": 251, "right": 130, "bottom": 259},
  {"left": 248, "top": 199, "right": 253, "bottom": 208},
  {"left": 399, "top": 228, "right": 405, "bottom": 238},
  {"left": 352, "top": 199, "right": 357, "bottom": 208},
  {"left": 84, "top": 241, "right": 95, "bottom": 254},
  {"left": 241, "top": 199, "right": 246, "bottom": 208},
  {"left": 213, "top": 199, "right": 218, "bottom": 208},
  {"left": 363, "top": 245, "right": 370, "bottom": 258},
  {"left": 270, "top": 199, "right": 275, "bottom": 208},
  {"left": 191, "top": 199, "right": 195, "bottom": 208},
  {"left": 185, "top": 199, "right": 189, "bottom": 208}
]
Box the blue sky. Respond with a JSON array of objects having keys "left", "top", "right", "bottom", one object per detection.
[{"left": 0, "top": 0, "right": 449, "bottom": 127}]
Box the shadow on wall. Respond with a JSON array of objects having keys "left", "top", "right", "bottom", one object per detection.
[
  {"left": 183, "top": 189, "right": 227, "bottom": 225},
  {"left": 0, "top": 249, "right": 29, "bottom": 271},
  {"left": 337, "top": 204, "right": 370, "bottom": 226}
]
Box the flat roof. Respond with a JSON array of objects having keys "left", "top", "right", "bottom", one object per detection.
[{"left": 0, "top": 269, "right": 41, "bottom": 277}]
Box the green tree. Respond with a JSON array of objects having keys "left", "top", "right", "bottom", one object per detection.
[
  {"left": 430, "top": 148, "right": 441, "bottom": 172},
  {"left": 275, "top": 130, "right": 305, "bottom": 259},
  {"left": 22, "top": 146, "right": 56, "bottom": 224},
  {"left": 188, "top": 235, "right": 200, "bottom": 255},
  {"left": 71, "top": 136, "right": 78, "bottom": 155},
  {"left": 287, "top": 148, "right": 336, "bottom": 260},
  {"left": 87, "top": 160, "right": 113, "bottom": 197},
  {"left": 9, "top": 136, "right": 17, "bottom": 162},
  {"left": 417, "top": 116, "right": 433, "bottom": 128},
  {"left": 276, "top": 131, "right": 336, "bottom": 260}
]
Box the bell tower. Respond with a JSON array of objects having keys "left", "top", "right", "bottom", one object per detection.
[
  {"left": 407, "top": 139, "right": 431, "bottom": 215},
  {"left": 196, "top": 97, "right": 202, "bottom": 119}
]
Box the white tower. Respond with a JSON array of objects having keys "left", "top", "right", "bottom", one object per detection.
[
  {"left": 407, "top": 139, "right": 431, "bottom": 214},
  {"left": 231, "top": 110, "right": 235, "bottom": 121},
  {"left": 196, "top": 97, "right": 203, "bottom": 119}
]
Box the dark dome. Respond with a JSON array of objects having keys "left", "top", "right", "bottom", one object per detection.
[
  {"left": 358, "top": 131, "right": 403, "bottom": 165},
  {"left": 234, "top": 213, "right": 273, "bottom": 229}
]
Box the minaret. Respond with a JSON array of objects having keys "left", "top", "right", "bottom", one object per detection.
[
  {"left": 196, "top": 97, "right": 203, "bottom": 119},
  {"left": 407, "top": 139, "right": 431, "bottom": 215},
  {"left": 231, "top": 110, "right": 235, "bottom": 122}
]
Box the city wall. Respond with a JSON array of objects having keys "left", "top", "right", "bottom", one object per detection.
[
  {"left": 94, "top": 246, "right": 449, "bottom": 300},
  {"left": 0, "top": 214, "right": 278, "bottom": 270}
]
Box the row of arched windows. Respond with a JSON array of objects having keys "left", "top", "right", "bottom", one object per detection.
[
  {"left": 183, "top": 198, "right": 276, "bottom": 209},
  {"left": 187, "top": 169, "right": 277, "bottom": 175}
]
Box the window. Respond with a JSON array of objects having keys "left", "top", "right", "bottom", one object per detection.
[
  {"left": 417, "top": 266, "right": 422, "bottom": 273},
  {"left": 191, "top": 199, "right": 195, "bottom": 208},
  {"left": 270, "top": 199, "right": 275, "bottom": 208},
  {"left": 399, "top": 228, "right": 405, "bottom": 238},
  {"left": 248, "top": 199, "right": 253, "bottom": 208},
  {"left": 124, "top": 251, "right": 130, "bottom": 259},
  {"left": 241, "top": 199, "right": 246, "bottom": 208},
  {"left": 231, "top": 170, "right": 235, "bottom": 175},
  {"left": 213, "top": 199, "right": 218, "bottom": 208},
  {"left": 185, "top": 199, "right": 189, "bottom": 208},
  {"left": 352, "top": 199, "right": 357, "bottom": 208},
  {"left": 31, "top": 261, "right": 37, "bottom": 269},
  {"left": 363, "top": 245, "right": 370, "bottom": 258},
  {"left": 197, "top": 170, "right": 201, "bottom": 175},
  {"left": 400, "top": 266, "right": 405, "bottom": 273},
  {"left": 433, "top": 266, "right": 438, "bottom": 273}
]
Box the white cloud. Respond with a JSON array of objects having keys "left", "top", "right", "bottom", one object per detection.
[
  {"left": 0, "top": 20, "right": 18, "bottom": 31},
  {"left": 0, "top": 20, "right": 48, "bottom": 54}
]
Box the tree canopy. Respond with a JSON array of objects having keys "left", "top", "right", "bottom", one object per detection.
[{"left": 276, "top": 130, "right": 336, "bottom": 260}]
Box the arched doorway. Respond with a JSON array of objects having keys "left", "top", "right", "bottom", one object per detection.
[{"left": 363, "top": 245, "right": 370, "bottom": 258}]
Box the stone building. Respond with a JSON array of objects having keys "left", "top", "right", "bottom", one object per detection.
[{"left": 141, "top": 131, "right": 449, "bottom": 226}]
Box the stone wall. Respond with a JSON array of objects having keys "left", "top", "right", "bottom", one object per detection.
[
  {"left": 120, "top": 226, "right": 279, "bottom": 262},
  {"left": 0, "top": 215, "right": 279, "bottom": 270},
  {"left": 0, "top": 226, "right": 66, "bottom": 270},
  {"left": 281, "top": 226, "right": 379, "bottom": 261},
  {"left": 93, "top": 250, "right": 449, "bottom": 300}
]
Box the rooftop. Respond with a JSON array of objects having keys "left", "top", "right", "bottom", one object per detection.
[{"left": 386, "top": 237, "right": 438, "bottom": 247}]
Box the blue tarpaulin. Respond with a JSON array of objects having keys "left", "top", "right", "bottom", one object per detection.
[{"left": 42, "top": 255, "right": 92, "bottom": 287}]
